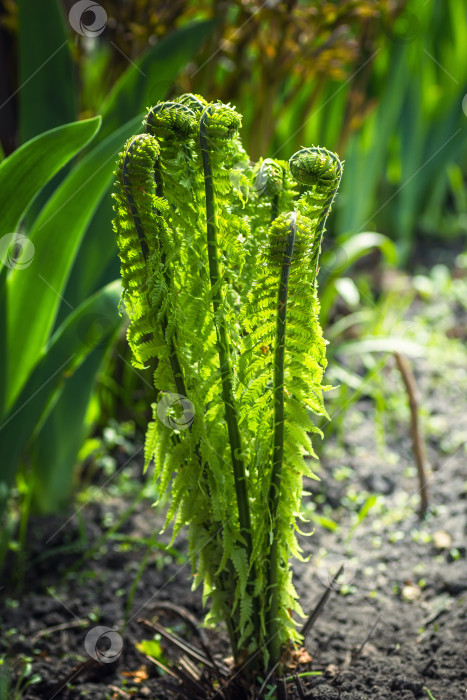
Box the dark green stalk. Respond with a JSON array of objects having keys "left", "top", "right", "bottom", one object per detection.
[
  {"left": 122, "top": 137, "right": 150, "bottom": 261},
  {"left": 271, "top": 194, "right": 279, "bottom": 224},
  {"left": 199, "top": 108, "right": 254, "bottom": 608},
  {"left": 266, "top": 212, "right": 297, "bottom": 664}
]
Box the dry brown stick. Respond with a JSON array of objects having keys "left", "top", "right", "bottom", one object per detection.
[
  {"left": 31, "top": 618, "right": 88, "bottom": 643},
  {"left": 138, "top": 618, "right": 227, "bottom": 678},
  {"left": 300, "top": 564, "right": 344, "bottom": 639},
  {"left": 148, "top": 601, "right": 226, "bottom": 678},
  {"left": 108, "top": 686, "right": 131, "bottom": 699},
  {"left": 394, "top": 352, "right": 429, "bottom": 518},
  {"left": 293, "top": 673, "right": 307, "bottom": 699},
  {"left": 146, "top": 655, "right": 202, "bottom": 700}
]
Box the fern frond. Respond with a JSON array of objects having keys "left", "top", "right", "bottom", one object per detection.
[
  {"left": 114, "top": 99, "right": 343, "bottom": 672},
  {"left": 112, "top": 134, "right": 169, "bottom": 368},
  {"left": 237, "top": 147, "right": 343, "bottom": 660},
  {"left": 289, "top": 146, "right": 343, "bottom": 280}
]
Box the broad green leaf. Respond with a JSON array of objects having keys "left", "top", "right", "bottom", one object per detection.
[
  {"left": 5, "top": 116, "right": 141, "bottom": 410},
  {"left": 333, "top": 277, "right": 360, "bottom": 308},
  {"left": 356, "top": 495, "right": 377, "bottom": 524},
  {"left": 0, "top": 281, "right": 121, "bottom": 517},
  {"left": 31, "top": 342, "right": 116, "bottom": 514},
  {"left": 56, "top": 189, "right": 116, "bottom": 323},
  {"left": 322, "top": 232, "right": 398, "bottom": 275},
  {"left": 136, "top": 639, "right": 165, "bottom": 660},
  {"left": 18, "top": 0, "right": 76, "bottom": 143},
  {"left": 347, "top": 495, "right": 378, "bottom": 541},
  {"left": 0, "top": 117, "right": 101, "bottom": 243},
  {"left": 310, "top": 514, "right": 339, "bottom": 532}
]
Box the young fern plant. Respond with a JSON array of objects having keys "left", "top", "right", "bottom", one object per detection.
[{"left": 112, "top": 94, "right": 343, "bottom": 677}]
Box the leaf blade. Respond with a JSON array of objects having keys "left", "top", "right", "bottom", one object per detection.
[
  {"left": 0, "top": 117, "right": 101, "bottom": 242},
  {"left": 17, "top": 0, "right": 77, "bottom": 142},
  {"left": 0, "top": 281, "right": 121, "bottom": 516},
  {"left": 5, "top": 116, "right": 140, "bottom": 408}
]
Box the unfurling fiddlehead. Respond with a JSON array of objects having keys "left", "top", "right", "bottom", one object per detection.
[
  {"left": 114, "top": 134, "right": 164, "bottom": 366},
  {"left": 113, "top": 99, "right": 343, "bottom": 674},
  {"left": 289, "top": 146, "right": 343, "bottom": 282},
  {"left": 238, "top": 146, "right": 343, "bottom": 662},
  {"left": 116, "top": 133, "right": 188, "bottom": 403},
  {"left": 255, "top": 158, "right": 284, "bottom": 222},
  {"left": 267, "top": 147, "right": 342, "bottom": 661}
]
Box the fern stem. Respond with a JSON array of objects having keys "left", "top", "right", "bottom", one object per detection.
[
  {"left": 267, "top": 212, "right": 297, "bottom": 665},
  {"left": 122, "top": 137, "right": 151, "bottom": 261},
  {"left": 199, "top": 108, "right": 255, "bottom": 619},
  {"left": 122, "top": 138, "right": 186, "bottom": 399},
  {"left": 271, "top": 194, "right": 279, "bottom": 223}
]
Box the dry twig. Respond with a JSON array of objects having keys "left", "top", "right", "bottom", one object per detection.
[{"left": 394, "top": 352, "right": 429, "bottom": 518}]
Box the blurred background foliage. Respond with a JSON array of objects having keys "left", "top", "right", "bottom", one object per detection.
[{"left": 0, "top": 0, "right": 466, "bottom": 530}]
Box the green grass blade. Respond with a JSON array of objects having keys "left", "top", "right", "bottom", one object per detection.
[
  {"left": 319, "top": 232, "right": 397, "bottom": 322},
  {"left": 338, "top": 337, "right": 424, "bottom": 357}
]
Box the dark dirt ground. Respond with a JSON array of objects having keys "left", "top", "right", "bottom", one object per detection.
[{"left": 1, "top": 281, "right": 466, "bottom": 699}]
